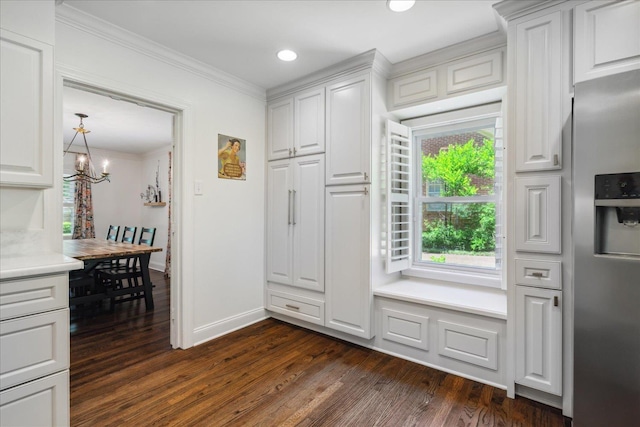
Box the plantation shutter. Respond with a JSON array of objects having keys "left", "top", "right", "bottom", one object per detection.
[{"left": 386, "top": 120, "right": 412, "bottom": 273}]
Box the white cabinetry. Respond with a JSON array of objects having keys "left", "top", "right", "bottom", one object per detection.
[
  {"left": 266, "top": 154, "right": 324, "bottom": 291},
  {"left": 267, "top": 87, "right": 325, "bottom": 161},
  {"left": 325, "top": 73, "right": 371, "bottom": 185},
  {"left": 515, "top": 176, "right": 561, "bottom": 254},
  {"left": 325, "top": 184, "right": 372, "bottom": 338},
  {"left": 574, "top": 0, "right": 640, "bottom": 83},
  {"left": 0, "top": 29, "right": 53, "bottom": 188},
  {"left": 0, "top": 272, "right": 72, "bottom": 426},
  {"left": 513, "top": 11, "right": 564, "bottom": 172},
  {"left": 515, "top": 286, "right": 562, "bottom": 395}
]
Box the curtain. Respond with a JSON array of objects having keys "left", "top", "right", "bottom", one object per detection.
[
  {"left": 72, "top": 154, "right": 96, "bottom": 239},
  {"left": 164, "top": 151, "right": 172, "bottom": 278}
]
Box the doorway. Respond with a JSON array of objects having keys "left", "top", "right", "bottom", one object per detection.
[{"left": 61, "top": 79, "right": 184, "bottom": 348}]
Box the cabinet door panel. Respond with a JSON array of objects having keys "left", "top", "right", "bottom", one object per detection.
[
  {"left": 515, "top": 176, "right": 561, "bottom": 253},
  {"left": 325, "top": 185, "right": 372, "bottom": 338},
  {"left": 575, "top": 1, "right": 640, "bottom": 82},
  {"left": 515, "top": 286, "right": 562, "bottom": 395},
  {"left": 0, "top": 30, "right": 53, "bottom": 187},
  {"left": 326, "top": 74, "right": 371, "bottom": 185},
  {"left": 267, "top": 97, "right": 294, "bottom": 160},
  {"left": 295, "top": 87, "right": 325, "bottom": 157},
  {"left": 514, "top": 12, "right": 563, "bottom": 171},
  {"left": 266, "top": 160, "right": 293, "bottom": 285},
  {"left": 293, "top": 155, "right": 324, "bottom": 291}
]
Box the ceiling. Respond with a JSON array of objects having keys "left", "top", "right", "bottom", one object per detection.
[
  {"left": 63, "top": 86, "right": 174, "bottom": 155},
  {"left": 60, "top": 0, "right": 502, "bottom": 154},
  {"left": 62, "top": 0, "right": 502, "bottom": 90}
]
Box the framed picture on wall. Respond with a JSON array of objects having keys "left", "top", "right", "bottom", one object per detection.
[{"left": 217, "top": 134, "right": 246, "bottom": 180}]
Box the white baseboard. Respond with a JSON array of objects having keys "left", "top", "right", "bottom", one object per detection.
[
  {"left": 149, "top": 261, "right": 165, "bottom": 272},
  {"left": 192, "top": 308, "right": 269, "bottom": 346}
]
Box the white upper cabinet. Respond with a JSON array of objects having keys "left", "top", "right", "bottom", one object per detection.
[
  {"left": 294, "top": 87, "right": 325, "bottom": 158},
  {"left": 0, "top": 29, "right": 53, "bottom": 188},
  {"left": 574, "top": 0, "right": 640, "bottom": 83},
  {"left": 267, "top": 97, "right": 294, "bottom": 161},
  {"left": 326, "top": 73, "right": 371, "bottom": 186},
  {"left": 513, "top": 11, "right": 564, "bottom": 172},
  {"left": 268, "top": 86, "right": 325, "bottom": 161}
]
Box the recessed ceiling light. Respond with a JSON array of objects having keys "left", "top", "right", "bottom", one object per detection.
[
  {"left": 277, "top": 49, "right": 298, "bottom": 62},
  {"left": 387, "top": 0, "right": 415, "bottom": 12}
]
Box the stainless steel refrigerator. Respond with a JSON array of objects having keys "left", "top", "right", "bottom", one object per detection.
[{"left": 573, "top": 69, "right": 640, "bottom": 426}]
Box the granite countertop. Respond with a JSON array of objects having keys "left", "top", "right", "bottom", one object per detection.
[{"left": 0, "top": 252, "right": 84, "bottom": 280}]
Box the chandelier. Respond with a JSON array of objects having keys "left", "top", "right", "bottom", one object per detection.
[{"left": 63, "top": 113, "right": 110, "bottom": 184}]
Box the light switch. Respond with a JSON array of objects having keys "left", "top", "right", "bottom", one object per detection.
[{"left": 194, "top": 179, "right": 203, "bottom": 195}]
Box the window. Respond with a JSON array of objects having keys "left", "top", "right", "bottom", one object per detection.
[
  {"left": 386, "top": 103, "right": 503, "bottom": 288},
  {"left": 63, "top": 178, "right": 75, "bottom": 238}
]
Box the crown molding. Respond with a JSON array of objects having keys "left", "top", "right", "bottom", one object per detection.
[
  {"left": 492, "top": 0, "right": 570, "bottom": 21},
  {"left": 267, "top": 49, "right": 387, "bottom": 101},
  {"left": 389, "top": 31, "right": 507, "bottom": 79},
  {"left": 55, "top": 4, "right": 266, "bottom": 101}
]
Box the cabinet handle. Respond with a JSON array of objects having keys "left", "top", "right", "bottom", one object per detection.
[
  {"left": 531, "top": 272, "right": 544, "bottom": 278},
  {"left": 289, "top": 148, "right": 292, "bottom": 157},
  {"left": 285, "top": 304, "right": 300, "bottom": 310},
  {"left": 292, "top": 190, "right": 297, "bottom": 225},
  {"left": 554, "top": 296, "right": 559, "bottom": 307},
  {"left": 364, "top": 172, "right": 369, "bottom": 181},
  {"left": 554, "top": 154, "right": 559, "bottom": 166},
  {"left": 364, "top": 186, "right": 368, "bottom": 195},
  {"left": 288, "top": 190, "right": 292, "bottom": 225},
  {"left": 293, "top": 147, "right": 297, "bottom": 156}
]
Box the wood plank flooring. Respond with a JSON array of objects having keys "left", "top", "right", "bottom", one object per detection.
[{"left": 70, "top": 272, "right": 569, "bottom": 426}]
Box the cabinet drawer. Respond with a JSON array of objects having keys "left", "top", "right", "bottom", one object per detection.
[
  {"left": 515, "top": 258, "right": 562, "bottom": 289},
  {"left": 0, "top": 273, "right": 68, "bottom": 320},
  {"left": 267, "top": 289, "right": 324, "bottom": 326},
  {"left": 0, "top": 370, "right": 69, "bottom": 427},
  {"left": 0, "top": 309, "right": 69, "bottom": 390},
  {"left": 381, "top": 308, "right": 429, "bottom": 350},
  {"left": 446, "top": 51, "right": 503, "bottom": 95},
  {"left": 437, "top": 320, "right": 498, "bottom": 370}
]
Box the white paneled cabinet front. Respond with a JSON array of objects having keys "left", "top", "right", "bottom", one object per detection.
[
  {"left": 325, "top": 184, "right": 372, "bottom": 338},
  {"left": 266, "top": 154, "right": 324, "bottom": 291},
  {"left": 515, "top": 176, "right": 561, "bottom": 254},
  {"left": 267, "top": 97, "right": 294, "bottom": 160},
  {"left": 513, "top": 11, "right": 564, "bottom": 172},
  {"left": 574, "top": 0, "right": 640, "bottom": 83},
  {"left": 326, "top": 73, "right": 371, "bottom": 186},
  {"left": 0, "top": 29, "right": 53, "bottom": 188},
  {"left": 515, "top": 286, "right": 562, "bottom": 396},
  {"left": 294, "top": 87, "right": 325, "bottom": 157}
]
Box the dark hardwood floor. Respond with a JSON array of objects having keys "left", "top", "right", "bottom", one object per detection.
[{"left": 70, "top": 271, "right": 569, "bottom": 426}]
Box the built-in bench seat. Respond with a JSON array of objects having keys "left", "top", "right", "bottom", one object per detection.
[{"left": 374, "top": 278, "right": 507, "bottom": 319}]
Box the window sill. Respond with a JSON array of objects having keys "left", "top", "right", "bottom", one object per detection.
[
  {"left": 402, "top": 266, "right": 502, "bottom": 289},
  {"left": 374, "top": 278, "right": 507, "bottom": 320}
]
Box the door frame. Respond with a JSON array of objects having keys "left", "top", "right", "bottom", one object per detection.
[{"left": 55, "top": 66, "right": 194, "bottom": 348}]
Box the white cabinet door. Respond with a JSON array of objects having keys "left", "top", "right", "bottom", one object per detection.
[
  {"left": 574, "top": 0, "right": 640, "bottom": 83},
  {"left": 515, "top": 286, "right": 562, "bottom": 395},
  {"left": 294, "top": 87, "right": 325, "bottom": 157},
  {"left": 292, "top": 154, "right": 324, "bottom": 291},
  {"left": 325, "top": 184, "right": 372, "bottom": 338},
  {"left": 513, "top": 11, "right": 563, "bottom": 172},
  {"left": 266, "top": 159, "right": 294, "bottom": 285},
  {"left": 326, "top": 73, "right": 371, "bottom": 185},
  {"left": 515, "top": 175, "right": 561, "bottom": 254},
  {"left": 0, "top": 29, "right": 53, "bottom": 188},
  {"left": 267, "top": 97, "right": 294, "bottom": 161}
]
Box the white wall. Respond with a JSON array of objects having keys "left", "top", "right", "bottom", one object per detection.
[
  {"left": 141, "top": 147, "right": 171, "bottom": 271},
  {"left": 56, "top": 6, "right": 267, "bottom": 347}
]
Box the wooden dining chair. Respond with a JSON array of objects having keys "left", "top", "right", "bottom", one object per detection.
[{"left": 106, "top": 225, "right": 120, "bottom": 241}]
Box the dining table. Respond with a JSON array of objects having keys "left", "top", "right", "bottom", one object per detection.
[{"left": 63, "top": 238, "right": 162, "bottom": 310}]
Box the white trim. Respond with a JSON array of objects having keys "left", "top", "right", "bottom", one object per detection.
[
  {"left": 402, "top": 266, "right": 502, "bottom": 289},
  {"left": 55, "top": 4, "right": 265, "bottom": 101},
  {"left": 192, "top": 308, "right": 269, "bottom": 346},
  {"left": 403, "top": 102, "right": 502, "bottom": 129}
]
